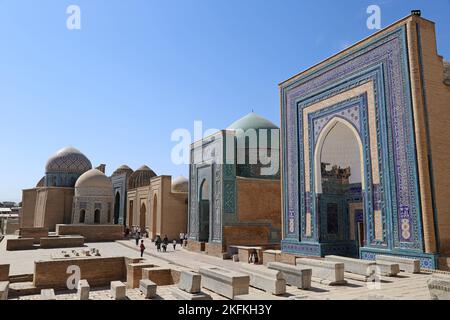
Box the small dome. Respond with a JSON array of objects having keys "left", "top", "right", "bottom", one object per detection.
[
  {"left": 45, "top": 146, "right": 92, "bottom": 174},
  {"left": 75, "top": 169, "right": 113, "bottom": 189},
  {"left": 128, "top": 165, "right": 157, "bottom": 189},
  {"left": 227, "top": 112, "right": 278, "bottom": 131},
  {"left": 112, "top": 164, "right": 134, "bottom": 177},
  {"left": 36, "top": 176, "right": 45, "bottom": 188},
  {"left": 172, "top": 176, "right": 188, "bottom": 193}
]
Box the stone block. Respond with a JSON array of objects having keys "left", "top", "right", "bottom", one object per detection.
[
  {"left": 127, "top": 262, "right": 156, "bottom": 288},
  {"left": 40, "top": 289, "right": 56, "bottom": 300},
  {"left": 199, "top": 266, "right": 250, "bottom": 299},
  {"left": 111, "top": 281, "right": 127, "bottom": 300},
  {"left": 19, "top": 228, "right": 49, "bottom": 244},
  {"left": 0, "top": 264, "right": 9, "bottom": 281},
  {"left": 295, "top": 258, "right": 346, "bottom": 285},
  {"left": 267, "top": 262, "right": 311, "bottom": 290},
  {"left": 169, "top": 287, "right": 212, "bottom": 300},
  {"left": 178, "top": 270, "right": 201, "bottom": 293},
  {"left": 6, "top": 238, "right": 34, "bottom": 251},
  {"left": 40, "top": 236, "right": 85, "bottom": 249},
  {"left": 376, "top": 261, "right": 400, "bottom": 277},
  {"left": 262, "top": 250, "right": 281, "bottom": 266},
  {"left": 77, "top": 279, "right": 90, "bottom": 300},
  {"left": 0, "top": 281, "right": 9, "bottom": 300},
  {"left": 139, "top": 279, "right": 157, "bottom": 299},
  {"left": 240, "top": 263, "right": 287, "bottom": 295},
  {"left": 427, "top": 274, "right": 450, "bottom": 300},
  {"left": 325, "top": 255, "right": 375, "bottom": 276},
  {"left": 142, "top": 267, "right": 174, "bottom": 286},
  {"left": 376, "top": 255, "right": 420, "bottom": 273}
]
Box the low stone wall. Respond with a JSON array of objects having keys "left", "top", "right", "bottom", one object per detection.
[
  {"left": 280, "top": 252, "right": 303, "bottom": 265},
  {"left": 5, "top": 220, "right": 20, "bottom": 235},
  {"left": 205, "top": 242, "right": 227, "bottom": 258},
  {"left": 262, "top": 250, "right": 282, "bottom": 266},
  {"left": 142, "top": 267, "right": 174, "bottom": 286},
  {"left": 186, "top": 240, "right": 205, "bottom": 252},
  {"left": 33, "top": 256, "right": 128, "bottom": 289},
  {"left": 19, "top": 228, "right": 49, "bottom": 244},
  {"left": 142, "top": 265, "right": 187, "bottom": 286},
  {"left": 126, "top": 262, "right": 157, "bottom": 288},
  {"left": 56, "top": 224, "right": 124, "bottom": 242},
  {"left": 0, "top": 264, "right": 9, "bottom": 281},
  {"left": 6, "top": 238, "right": 35, "bottom": 251},
  {"left": 39, "top": 236, "right": 85, "bottom": 249}
]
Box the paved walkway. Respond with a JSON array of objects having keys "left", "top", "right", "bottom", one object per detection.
[
  {"left": 0, "top": 235, "right": 435, "bottom": 300},
  {"left": 119, "top": 238, "right": 433, "bottom": 300}
]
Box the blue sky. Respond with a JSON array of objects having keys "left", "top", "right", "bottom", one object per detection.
[{"left": 1, "top": 0, "right": 449, "bottom": 202}]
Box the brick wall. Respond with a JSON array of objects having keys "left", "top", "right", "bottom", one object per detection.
[
  {"left": 33, "top": 257, "right": 128, "bottom": 289},
  {"left": 0, "top": 264, "right": 9, "bottom": 281},
  {"left": 126, "top": 262, "right": 157, "bottom": 288},
  {"left": 142, "top": 267, "right": 174, "bottom": 286},
  {"left": 6, "top": 238, "right": 34, "bottom": 251},
  {"left": 56, "top": 224, "right": 124, "bottom": 242},
  {"left": 20, "top": 227, "right": 49, "bottom": 244},
  {"left": 39, "top": 236, "right": 85, "bottom": 249}
]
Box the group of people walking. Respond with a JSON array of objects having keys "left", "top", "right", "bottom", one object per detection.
[{"left": 133, "top": 230, "right": 187, "bottom": 257}]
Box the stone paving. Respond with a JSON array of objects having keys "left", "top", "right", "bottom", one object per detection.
[{"left": 0, "top": 235, "right": 436, "bottom": 300}]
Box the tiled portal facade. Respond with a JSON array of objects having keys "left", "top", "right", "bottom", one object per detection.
[{"left": 280, "top": 15, "right": 450, "bottom": 269}]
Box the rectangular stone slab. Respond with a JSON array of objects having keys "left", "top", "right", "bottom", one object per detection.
[
  {"left": 376, "top": 262, "right": 400, "bottom": 276},
  {"left": 325, "top": 255, "right": 376, "bottom": 276},
  {"left": 240, "top": 263, "right": 286, "bottom": 295},
  {"left": 139, "top": 279, "right": 157, "bottom": 299},
  {"left": 169, "top": 287, "right": 212, "bottom": 300},
  {"left": 0, "top": 281, "right": 9, "bottom": 300},
  {"left": 267, "top": 262, "right": 311, "bottom": 290},
  {"left": 234, "top": 293, "right": 288, "bottom": 300},
  {"left": 178, "top": 270, "right": 201, "bottom": 293},
  {"left": 110, "top": 281, "right": 126, "bottom": 300},
  {"left": 199, "top": 266, "right": 250, "bottom": 299},
  {"left": 376, "top": 255, "right": 420, "bottom": 273},
  {"left": 295, "top": 258, "right": 346, "bottom": 285},
  {"left": 428, "top": 274, "right": 450, "bottom": 300},
  {"left": 40, "top": 289, "right": 56, "bottom": 300},
  {"left": 77, "top": 279, "right": 90, "bottom": 300}
]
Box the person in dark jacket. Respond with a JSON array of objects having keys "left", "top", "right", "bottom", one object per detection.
[
  {"left": 140, "top": 240, "right": 146, "bottom": 257},
  {"left": 155, "top": 235, "right": 162, "bottom": 252},
  {"left": 162, "top": 235, "right": 169, "bottom": 252}
]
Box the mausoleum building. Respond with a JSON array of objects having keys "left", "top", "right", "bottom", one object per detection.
[
  {"left": 187, "top": 112, "right": 282, "bottom": 257},
  {"left": 279, "top": 13, "right": 450, "bottom": 269}
]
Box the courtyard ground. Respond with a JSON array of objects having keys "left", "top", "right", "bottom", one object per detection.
[{"left": 0, "top": 235, "right": 436, "bottom": 300}]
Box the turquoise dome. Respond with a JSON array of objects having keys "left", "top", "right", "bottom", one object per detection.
[{"left": 227, "top": 112, "right": 278, "bottom": 131}]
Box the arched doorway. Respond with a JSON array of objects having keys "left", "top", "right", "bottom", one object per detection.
[
  {"left": 128, "top": 201, "right": 134, "bottom": 228},
  {"left": 79, "top": 209, "right": 86, "bottom": 223},
  {"left": 152, "top": 194, "right": 158, "bottom": 239},
  {"left": 94, "top": 209, "right": 101, "bottom": 224},
  {"left": 198, "top": 179, "right": 210, "bottom": 242},
  {"left": 140, "top": 203, "right": 146, "bottom": 232},
  {"left": 114, "top": 192, "right": 120, "bottom": 224},
  {"left": 314, "top": 117, "right": 365, "bottom": 256}
]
